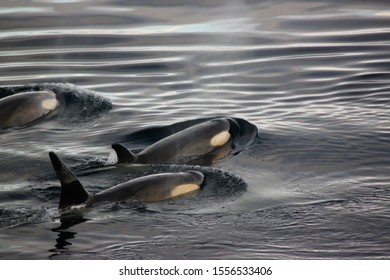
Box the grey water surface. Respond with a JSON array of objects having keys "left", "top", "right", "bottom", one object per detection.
[{"left": 0, "top": 0, "right": 389, "bottom": 259}]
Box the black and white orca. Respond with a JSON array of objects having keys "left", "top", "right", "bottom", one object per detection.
[
  {"left": 112, "top": 118, "right": 239, "bottom": 164},
  {"left": 49, "top": 152, "right": 204, "bottom": 210}
]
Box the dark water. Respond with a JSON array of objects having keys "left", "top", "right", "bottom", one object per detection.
[{"left": 0, "top": 0, "right": 389, "bottom": 259}]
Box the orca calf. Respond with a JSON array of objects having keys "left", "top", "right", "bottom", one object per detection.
[
  {"left": 49, "top": 152, "right": 205, "bottom": 210},
  {"left": 112, "top": 118, "right": 237, "bottom": 164},
  {"left": 0, "top": 90, "right": 60, "bottom": 129}
]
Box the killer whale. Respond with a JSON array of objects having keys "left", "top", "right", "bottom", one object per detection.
[
  {"left": 0, "top": 90, "right": 61, "bottom": 129},
  {"left": 0, "top": 83, "right": 114, "bottom": 129},
  {"left": 49, "top": 152, "right": 205, "bottom": 210},
  {"left": 112, "top": 118, "right": 239, "bottom": 165}
]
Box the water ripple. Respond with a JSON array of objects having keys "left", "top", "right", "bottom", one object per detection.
[{"left": 1, "top": 0, "right": 389, "bottom": 259}]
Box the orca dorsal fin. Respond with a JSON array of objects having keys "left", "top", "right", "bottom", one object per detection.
[
  {"left": 111, "top": 143, "right": 137, "bottom": 163},
  {"left": 49, "top": 152, "right": 91, "bottom": 209}
]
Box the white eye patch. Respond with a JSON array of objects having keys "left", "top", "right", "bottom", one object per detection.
[
  {"left": 41, "top": 98, "right": 59, "bottom": 111},
  {"left": 170, "top": 184, "right": 200, "bottom": 197},
  {"left": 210, "top": 131, "right": 231, "bottom": 147}
]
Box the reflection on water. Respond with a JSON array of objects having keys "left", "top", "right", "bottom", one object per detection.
[
  {"left": 0, "top": 0, "right": 389, "bottom": 259},
  {"left": 49, "top": 214, "right": 88, "bottom": 258}
]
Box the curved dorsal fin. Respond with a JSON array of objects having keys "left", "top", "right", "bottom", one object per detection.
[
  {"left": 49, "top": 152, "right": 90, "bottom": 209},
  {"left": 111, "top": 143, "right": 137, "bottom": 163}
]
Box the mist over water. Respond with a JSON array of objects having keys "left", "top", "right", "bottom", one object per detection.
[{"left": 0, "top": 0, "right": 389, "bottom": 259}]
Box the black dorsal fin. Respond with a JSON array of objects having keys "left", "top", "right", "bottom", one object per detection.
[
  {"left": 49, "top": 152, "right": 90, "bottom": 209},
  {"left": 111, "top": 143, "right": 137, "bottom": 163}
]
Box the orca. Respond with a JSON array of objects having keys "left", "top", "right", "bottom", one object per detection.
[
  {"left": 0, "top": 90, "right": 60, "bottom": 129},
  {"left": 112, "top": 118, "right": 238, "bottom": 164},
  {"left": 49, "top": 152, "right": 205, "bottom": 210}
]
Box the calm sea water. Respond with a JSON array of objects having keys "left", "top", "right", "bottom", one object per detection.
[{"left": 0, "top": 0, "right": 389, "bottom": 259}]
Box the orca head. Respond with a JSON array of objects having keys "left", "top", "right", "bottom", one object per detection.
[
  {"left": 162, "top": 170, "right": 205, "bottom": 200},
  {"left": 49, "top": 152, "right": 91, "bottom": 209},
  {"left": 186, "top": 170, "right": 206, "bottom": 189},
  {"left": 226, "top": 117, "right": 259, "bottom": 152}
]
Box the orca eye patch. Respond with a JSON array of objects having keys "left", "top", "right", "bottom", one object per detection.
[
  {"left": 41, "top": 98, "right": 59, "bottom": 111},
  {"left": 210, "top": 131, "right": 231, "bottom": 147},
  {"left": 170, "top": 184, "right": 201, "bottom": 198}
]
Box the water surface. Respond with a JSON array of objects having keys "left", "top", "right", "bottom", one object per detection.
[{"left": 0, "top": 0, "right": 389, "bottom": 259}]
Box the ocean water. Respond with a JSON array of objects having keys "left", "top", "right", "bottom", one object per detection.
[{"left": 0, "top": 0, "right": 389, "bottom": 259}]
